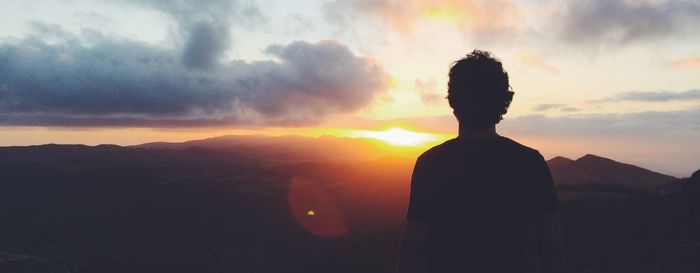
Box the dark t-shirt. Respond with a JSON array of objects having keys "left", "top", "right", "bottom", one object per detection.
[{"left": 407, "top": 136, "right": 559, "bottom": 273}]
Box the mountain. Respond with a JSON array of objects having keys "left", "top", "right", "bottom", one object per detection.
[
  {"left": 3, "top": 138, "right": 682, "bottom": 193},
  {"left": 139, "top": 137, "right": 681, "bottom": 190},
  {"left": 547, "top": 156, "right": 575, "bottom": 168},
  {"left": 134, "top": 134, "right": 428, "bottom": 164},
  {"left": 547, "top": 154, "right": 677, "bottom": 189}
]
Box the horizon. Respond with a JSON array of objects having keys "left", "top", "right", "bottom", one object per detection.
[
  {"left": 1, "top": 0, "right": 699, "bottom": 177},
  {"left": 1, "top": 130, "right": 692, "bottom": 178}
]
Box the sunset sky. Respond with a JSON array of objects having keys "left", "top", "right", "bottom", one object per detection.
[{"left": 0, "top": 0, "right": 699, "bottom": 176}]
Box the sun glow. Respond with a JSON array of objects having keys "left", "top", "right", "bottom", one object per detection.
[
  {"left": 349, "top": 127, "right": 440, "bottom": 147},
  {"left": 421, "top": 8, "right": 459, "bottom": 21}
]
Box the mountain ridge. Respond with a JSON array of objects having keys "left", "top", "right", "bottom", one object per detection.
[
  {"left": 547, "top": 153, "right": 677, "bottom": 189},
  {"left": 0, "top": 136, "right": 683, "bottom": 189}
]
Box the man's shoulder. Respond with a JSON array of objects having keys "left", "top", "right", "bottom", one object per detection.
[
  {"left": 416, "top": 136, "right": 544, "bottom": 162},
  {"left": 416, "top": 138, "right": 457, "bottom": 160},
  {"left": 499, "top": 137, "right": 542, "bottom": 157}
]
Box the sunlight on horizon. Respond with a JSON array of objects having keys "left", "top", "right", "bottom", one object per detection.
[{"left": 347, "top": 127, "right": 441, "bottom": 147}]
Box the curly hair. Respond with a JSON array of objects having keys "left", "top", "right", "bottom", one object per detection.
[{"left": 447, "top": 50, "right": 514, "bottom": 128}]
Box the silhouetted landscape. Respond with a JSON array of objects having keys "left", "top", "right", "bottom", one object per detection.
[{"left": 1, "top": 135, "right": 699, "bottom": 273}]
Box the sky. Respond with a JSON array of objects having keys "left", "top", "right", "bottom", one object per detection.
[{"left": 0, "top": 0, "right": 699, "bottom": 176}]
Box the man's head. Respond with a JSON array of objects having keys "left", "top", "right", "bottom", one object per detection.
[{"left": 447, "top": 50, "right": 514, "bottom": 128}]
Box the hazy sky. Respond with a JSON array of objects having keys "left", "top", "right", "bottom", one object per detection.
[{"left": 0, "top": 0, "right": 699, "bottom": 176}]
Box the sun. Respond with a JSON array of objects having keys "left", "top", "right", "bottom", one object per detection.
[{"left": 349, "top": 127, "right": 440, "bottom": 147}]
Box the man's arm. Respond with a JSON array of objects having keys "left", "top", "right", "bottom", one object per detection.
[
  {"left": 533, "top": 210, "right": 565, "bottom": 273},
  {"left": 397, "top": 220, "right": 428, "bottom": 273},
  {"left": 527, "top": 151, "right": 565, "bottom": 272}
]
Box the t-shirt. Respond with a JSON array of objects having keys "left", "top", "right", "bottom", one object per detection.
[{"left": 407, "top": 136, "right": 559, "bottom": 273}]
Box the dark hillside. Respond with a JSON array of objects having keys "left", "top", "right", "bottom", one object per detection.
[
  {"left": 0, "top": 141, "right": 697, "bottom": 273},
  {"left": 548, "top": 154, "right": 676, "bottom": 190}
]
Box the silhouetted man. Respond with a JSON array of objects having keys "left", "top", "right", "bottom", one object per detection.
[{"left": 398, "top": 50, "right": 564, "bottom": 273}]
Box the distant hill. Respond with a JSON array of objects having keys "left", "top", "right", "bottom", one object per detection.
[
  {"left": 134, "top": 134, "right": 311, "bottom": 150},
  {"left": 547, "top": 154, "right": 677, "bottom": 189},
  {"left": 547, "top": 156, "right": 575, "bottom": 168},
  {"left": 139, "top": 136, "right": 682, "bottom": 190},
  {"left": 2, "top": 137, "right": 682, "bottom": 192},
  {"left": 134, "top": 134, "right": 428, "bottom": 164}
]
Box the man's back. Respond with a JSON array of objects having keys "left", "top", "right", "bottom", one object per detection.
[
  {"left": 398, "top": 50, "right": 564, "bottom": 273},
  {"left": 406, "top": 136, "right": 559, "bottom": 273}
]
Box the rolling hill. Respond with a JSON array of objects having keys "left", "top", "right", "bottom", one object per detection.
[
  {"left": 134, "top": 134, "right": 430, "bottom": 164},
  {"left": 547, "top": 154, "right": 677, "bottom": 189}
]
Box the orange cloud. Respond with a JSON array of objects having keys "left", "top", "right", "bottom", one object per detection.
[
  {"left": 668, "top": 57, "right": 700, "bottom": 68},
  {"left": 337, "top": 0, "right": 524, "bottom": 41},
  {"left": 516, "top": 49, "right": 559, "bottom": 74}
]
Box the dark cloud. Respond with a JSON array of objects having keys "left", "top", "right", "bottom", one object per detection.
[
  {"left": 181, "top": 22, "right": 231, "bottom": 69},
  {"left": 558, "top": 0, "right": 700, "bottom": 45},
  {"left": 0, "top": 34, "right": 388, "bottom": 127},
  {"left": 595, "top": 89, "right": 700, "bottom": 103},
  {"left": 123, "top": 0, "right": 264, "bottom": 69},
  {"left": 0, "top": 0, "right": 387, "bottom": 127}
]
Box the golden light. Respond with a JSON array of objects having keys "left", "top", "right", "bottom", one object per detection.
[
  {"left": 307, "top": 210, "right": 315, "bottom": 216},
  {"left": 349, "top": 127, "right": 439, "bottom": 147},
  {"left": 421, "top": 7, "right": 458, "bottom": 21}
]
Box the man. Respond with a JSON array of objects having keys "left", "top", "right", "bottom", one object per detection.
[{"left": 398, "top": 50, "right": 564, "bottom": 273}]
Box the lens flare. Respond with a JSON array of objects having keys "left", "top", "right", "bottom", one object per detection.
[{"left": 287, "top": 177, "right": 347, "bottom": 237}]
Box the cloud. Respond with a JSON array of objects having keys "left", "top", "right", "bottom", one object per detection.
[
  {"left": 0, "top": 1, "right": 388, "bottom": 127},
  {"left": 0, "top": 33, "right": 388, "bottom": 127},
  {"left": 516, "top": 49, "right": 558, "bottom": 74},
  {"left": 414, "top": 79, "right": 443, "bottom": 106},
  {"left": 123, "top": 0, "right": 265, "bottom": 69},
  {"left": 595, "top": 89, "right": 700, "bottom": 103},
  {"left": 668, "top": 56, "right": 700, "bottom": 69},
  {"left": 180, "top": 21, "right": 231, "bottom": 69},
  {"left": 560, "top": 107, "right": 581, "bottom": 113},
  {"left": 532, "top": 104, "right": 565, "bottom": 112},
  {"left": 532, "top": 104, "right": 580, "bottom": 112},
  {"left": 557, "top": 0, "right": 700, "bottom": 45},
  {"left": 500, "top": 109, "right": 700, "bottom": 139},
  {"left": 324, "top": 0, "right": 524, "bottom": 43}
]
